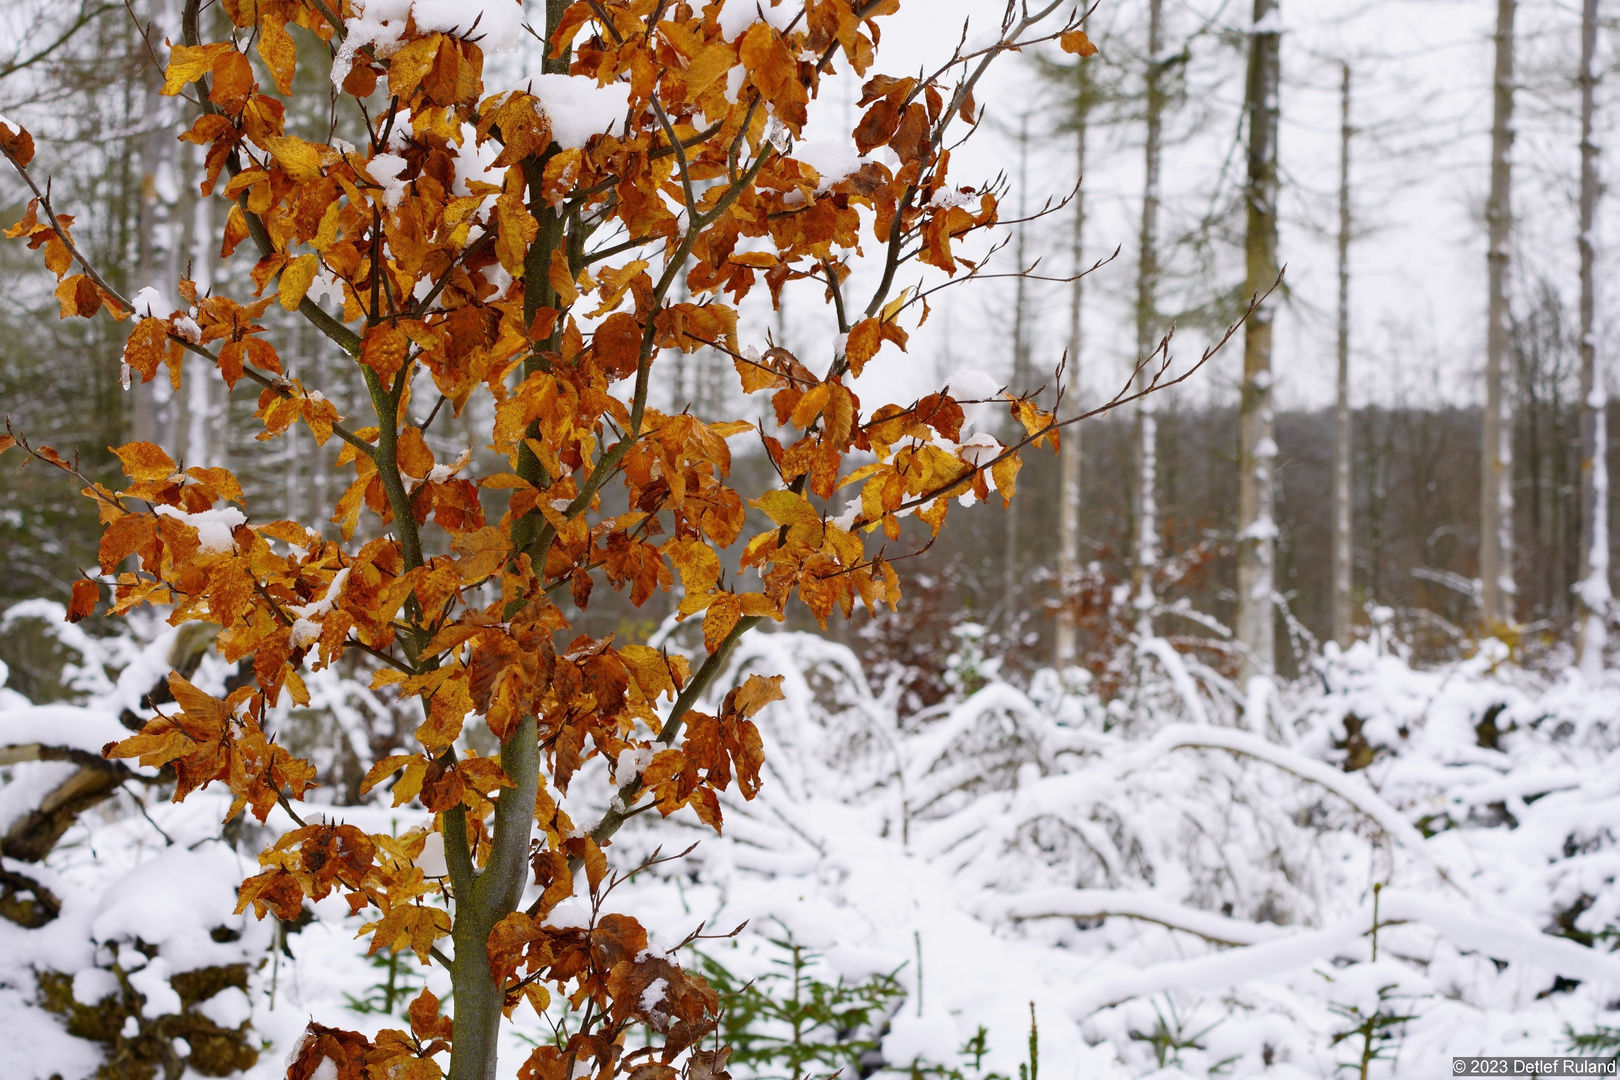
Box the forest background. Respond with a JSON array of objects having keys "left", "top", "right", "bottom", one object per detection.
[{"left": 4, "top": 0, "right": 1619, "bottom": 694}]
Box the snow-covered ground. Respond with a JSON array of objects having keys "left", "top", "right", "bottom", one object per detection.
[{"left": 4, "top": 610, "right": 1620, "bottom": 1079}]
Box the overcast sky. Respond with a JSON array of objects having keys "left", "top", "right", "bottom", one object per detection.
[{"left": 654, "top": 0, "right": 1620, "bottom": 420}]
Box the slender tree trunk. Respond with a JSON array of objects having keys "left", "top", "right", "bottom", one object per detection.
[
  {"left": 444, "top": 7, "right": 570, "bottom": 1077},
  {"left": 1236, "top": 0, "right": 1280, "bottom": 685},
  {"left": 1577, "top": 0, "right": 1608, "bottom": 675},
  {"left": 1332, "top": 62, "right": 1354, "bottom": 650},
  {"left": 669, "top": 267, "right": 688, "bottom": 413},
  {"left": 132, "top": 3, "right": 169, "bottom": 448},
  {"left": 1004, "top": 115, "right": 1031, "bottom": 600},
  {"left": 1132, "top": 0, "right": 1165, "bottom": 639},
  {"left": 1481, "top": 0, "right": 1517, "bottom": 629},
  {"left": 190, "top": 142, "right": 222, "bottom": 470},
  {"left": 1056, "top": 63, "right": 1090, "bottom": 671}
]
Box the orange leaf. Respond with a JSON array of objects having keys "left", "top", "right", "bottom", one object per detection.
[
  {"left": 701, "top": 593, "right": 741, "bottom": 654},
  {"left": 360, "top": 323, "right": 408, "bottom": 380},
  {"left": 257, "top": 16, "right": 299, "bottom": 95},
  {"left": 1060, "top": 29, "right": 1099, "bottom": 57},
  {"left": 112, "top": 442, "right": 177, "bottom": 483},
  {"left": 592, "top": 312, "right": 643, "bottom": 379},
  {"left": 279, "top": 253, "right": 319, "bottom": 311},
  {"left": 163, "top": 43, "right": 235, "bottom": 96},
  {"left": 66, "top": 580, "right": 98, "bottom": 623},
  {"left": 0, "top": 117, "right": 34, "bottom": 166}
]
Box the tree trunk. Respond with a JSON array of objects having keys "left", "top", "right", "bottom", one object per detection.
[
  {"left": 1132, "top": 0, "right": 1165, "bottom": 639},
  {"left": 1056, "top": 62, "right": 1090, "bottom": 671},
  {"left": 443, "top": 7, "right": 571, "bottom": 1077},
  {"left": 131, "top": 1, "right": 169, "bottom": 448},
  {"left": 1004, "top": 114, "right": 1032, "bottom": 600},
  {"left": 1236, "top": 0, "right": 1280, "bottom": 686},
  {"left": 447, "top": 717, "right": 539, "bottom": 1080},
  {"left": 1577, "top": 0, "right": 1608, "bottom": 675},
  {"left": 1332, "top": 62, "right": 1354, "bottom": 650},
  {"left": 1480, "top": 0, "right": 1517, "bottom": 629}
]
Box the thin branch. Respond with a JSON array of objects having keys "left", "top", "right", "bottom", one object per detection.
[
  {"left": 0, "top": 149, "right": 134, "bottom": 312},
  {"left": 168, "top": 335, "right": 379, "bottom": 459},
  {"left": 0, "top": 1, "right": 114, "bottom": 82}
]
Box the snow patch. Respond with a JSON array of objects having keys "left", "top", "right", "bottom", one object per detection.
[
  {"left": 716, "top": 0, "right": 801, "bottom": 42},
  {"left": 532, "top": 75, "right": 631, "bottom": 150},
  {"left": 151, "top": 505, "right": 246, "bottom": 555},
  {"left": 364, "top": 153, "right": 410, "bottom": 210}
]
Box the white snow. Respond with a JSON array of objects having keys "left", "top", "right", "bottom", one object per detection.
[
  {"left": 70, "top": 968, "right": 119, "bottom": 1006},
  {"left": 151, "top": 505, "right": 246, "bottom": 555},
  {"left": 126, "top": 958, "right": 182, "bottom": 1016},
  {"left": 790, "top": 141, "right": 873, "bottom": 193},
  {"left": 288, "top": 567, "right": 351, "bottom": 649},
  {"left": 1252, "top": 9, "right": 1283, "bottom": 34},
  {"left": 0, "top": 705, "right": 134, "bottom": 757},
  {"left": 172, "top": 315, "right": 202, "bottom": 343},
  {"left": 414, "top": 830, "right": 449, "bottom": 878},
  {"left": 91, "top": 845, "right": 257, "bottom": 972},
  {"left": 364, "top": 153, "right": 410, "bottom": 210},
  {"left": 716, "top": 0, "right": 802, "bottom": 42},
  {"left": 615, "top": 746, "right": 654, "bottom": 782},
  {"left": 333, "top": 0, "right": 525, "bottom": 87},
  {"left": 639, "top": 976, "right": 668, "bottom": 1013},
  {"left": 130, "top": 287, "right": 167, "bottom": 319},
  {"left": 6, "top": 502, "right": 1620, "bottom": 1080},
  {"left": 882, "top": 1014, "right": 961, "bottom": 1066},
  {"left": 531, "top": 76, "right": 632, "bottom": 151},
  {"left": 195, "top": 986, "right": 252, "bottom": 1029},
  {"left": 1237, "top": 514, "right": 1278, "bottom": 541},
  {"left": 412, "top": 0, "right": 524, "bottom": 48}
]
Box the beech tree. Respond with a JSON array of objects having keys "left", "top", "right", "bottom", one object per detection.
[
  {"left": 1575, "top": 0, "right": 1606, "bottom": 675},
  {"left": 0, "top": 2, "right": 1130, "bottom": 1079},
  {"left": 1481, "top": 0, "right": 1517, "bottom": 629},
  {"left": 1235, "top": 0, "right": 1279, "bottom": 687}
]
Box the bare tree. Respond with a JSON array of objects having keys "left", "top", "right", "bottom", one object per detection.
[
  {"left": 1576, "top": 0, "right": 1608, "bottom": 674},
  {"left": 1004, "top": 113, "right": 1033, "bottom": 599},
  {"left": 1481, "top": 0, "right": 1518, "bottom": 629},
  {"left": 1333, "top": 62, "right": 1354, "bottom": 649},
  {"left": 1057, "top": 62, "right": 1092, "bottom": 670},
  {"left": 1237, "top": 0, "right": 1281, "bottom": 684},
  {"left": 1132, "top": 0, "right": 1166, "bottom": 638}
]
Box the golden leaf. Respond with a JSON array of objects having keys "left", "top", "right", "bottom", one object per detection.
[
  {"left": 278, "top": 253, "right": 319, "bottom": 311},
  {"left": 163, "top": 43, "right": 235, "bottom": 96},
  {"left": 113, "top": 442, "right": 177, "bottom": 483},
  {"left": 261, "top": 135, "right": 326, "bottom": 183},
  {"left": 751, "top": 490, "right": 819, "bottom": 527},
  {"left": 257, "top": 16, "right": 298, "bottom": 95}
]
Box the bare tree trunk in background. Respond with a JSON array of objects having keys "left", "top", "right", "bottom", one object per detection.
[
  {"left": 1131, "top": 0, "right": 1165, "bottom": 639},
  {"left": 170, "top": 123, "right": 195, "bottom": 466},
  {"left": 1481, "top": 0, "right": 1517, "bottom": 630},
  {"left": 1332, "top": 62, "right": 1354, "bottom": 650},
  {"left": 669, "top": 269, "right": 688, "bottom": 413},
  {"left": 1237, "top": 0, "right": 1280, "bottom": 686},
  {"left": 1577, "top": 0, "right": 1608, "bottom": 675},
  {"left": 131, "top": 5, "right": 168, "bottom": 448},
  {"left": 189, "top": 140, "right": 221, "bottom": 470},
  {"left": 1004, "top": 115, "right": 1031, "bottom": 600},
  {"left": 1056, "top": 62, "right": 1091, "bottom": 671}
]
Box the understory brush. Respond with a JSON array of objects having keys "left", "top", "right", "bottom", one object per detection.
[{"left": 5, "top": 602, "right": 1620, "bottom": 1078}]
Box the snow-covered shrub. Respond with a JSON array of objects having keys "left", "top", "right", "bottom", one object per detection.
[{"left": 8, "top": 608, "right": 1620, "bottom": 1079}]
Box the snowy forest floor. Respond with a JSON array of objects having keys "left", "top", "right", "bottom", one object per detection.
[{"left": 4, "top": 606, "right": 1620, "bottom": 1080}]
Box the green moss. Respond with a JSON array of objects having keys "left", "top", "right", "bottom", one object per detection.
[{"left": 35, "top": 963, "right": 259, "bottom": 1080}]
